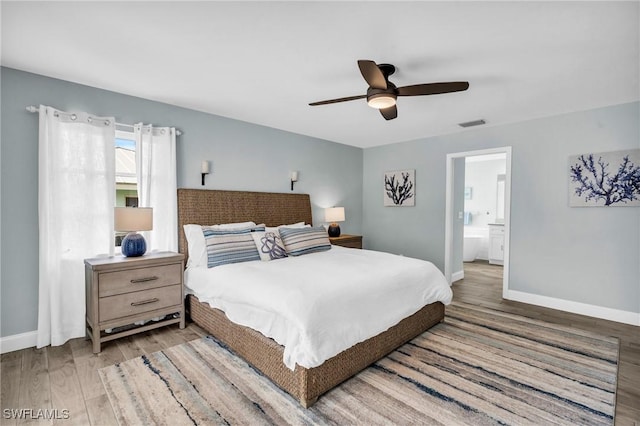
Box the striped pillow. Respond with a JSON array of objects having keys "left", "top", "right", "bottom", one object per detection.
[
  {"left": 203, "top": 224, "right": 265, "bottom": 268},
  {"left": 279, "top": 226, "right": 331, "bottom": 256}
]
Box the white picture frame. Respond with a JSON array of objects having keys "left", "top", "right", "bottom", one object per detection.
[
  {"left": 384, "top": 169, "right": 415, "bottom": 207},
  {"left": 569, "top": 149, "right": 640, "bottom": 207}
]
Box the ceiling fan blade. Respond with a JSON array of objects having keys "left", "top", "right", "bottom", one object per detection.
[
  {"left": 397, "top": 81, "right": 469, "bottom": 97},
  {"left": 309, "top": 94, "right": 367, "bottom": 106},
  {"left": 358, "top": 60, "right": 387, "bottom": 90},
  {"left": 380, "top": 105, "right": 397, "bottom": 120}
]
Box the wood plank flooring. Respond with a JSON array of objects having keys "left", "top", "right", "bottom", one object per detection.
[
  {"left": 1, "top": 263, "right": 638, "bottom": 424},
  {"left": 456, "top": 261, "right": 640, "bottom": 425},
  {"left": 1, "top": 325, "right": 207, "bottom": 425}
]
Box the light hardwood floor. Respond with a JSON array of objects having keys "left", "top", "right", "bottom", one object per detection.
[
  {"left": 1, "top": 264, "right": 638, "bottom": 424},
  {"left": 457, "top": 261, "right": 640, "bottom": 425}
]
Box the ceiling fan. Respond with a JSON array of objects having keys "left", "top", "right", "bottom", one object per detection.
[{"left": 309, "top": 60, "right": 469, "bottom": 121}]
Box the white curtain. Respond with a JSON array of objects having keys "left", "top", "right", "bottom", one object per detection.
[
  {"left": 134, "top": 124, "right": 178, "bottom": 252},
  {"left": 37, "top": 106, "right": 115, "bottom": 348}
]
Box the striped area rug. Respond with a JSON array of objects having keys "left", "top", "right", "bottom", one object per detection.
[{"left": 99, "top": 302, "right": 618, "bottom": 425}]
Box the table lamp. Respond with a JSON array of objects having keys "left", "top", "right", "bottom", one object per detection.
[
  {"left": 114, "top": 207, "right": 153, "bottom": 257},
  {"left": 325, "top": 207, "right": 345, "bottom": 237}
]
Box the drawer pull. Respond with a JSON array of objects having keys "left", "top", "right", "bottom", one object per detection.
[
  {"left": 130, "top": 276, "right": 159, "bottom": 284},
  {"left": 131, "top": 298, "right": 159, "bottom": 307}
]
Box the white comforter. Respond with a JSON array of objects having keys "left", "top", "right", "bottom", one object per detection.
[{"left": 184, "top": 246, "right": 452, "bottom": 370}]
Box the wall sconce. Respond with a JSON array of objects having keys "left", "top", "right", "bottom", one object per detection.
[
  {"left": 201, "top": 160, "right": 210, "bottom": 186},
  {"left": 290, "top": 171, "right": 298, "bottom": 191}
]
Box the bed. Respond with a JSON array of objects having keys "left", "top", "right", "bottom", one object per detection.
[{"left": 177, "top": 188, "right": 450, "bottom": 407}]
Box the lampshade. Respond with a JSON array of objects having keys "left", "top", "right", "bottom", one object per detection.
[
  {"left": 325, "top": 207, "right": 345, "bottom": 223},
  {"left": 114, "top": 207, "right": 153, "bottom": 232}
]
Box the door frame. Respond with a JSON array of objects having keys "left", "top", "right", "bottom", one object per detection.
[{"left": 444, "top": 146, "right": 512, "bottom": 298}]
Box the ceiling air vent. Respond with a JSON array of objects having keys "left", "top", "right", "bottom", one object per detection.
[{"left": 458, "top": 119, "right": 486, "bottom": 128}]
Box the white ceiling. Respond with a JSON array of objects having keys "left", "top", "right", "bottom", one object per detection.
[{"left": 2, "top": 1, "right": 638, "bottom": 148}]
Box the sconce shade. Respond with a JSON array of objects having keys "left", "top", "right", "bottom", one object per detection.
[
  {"left": 201, "top": 161, "right": 210, "bottom": 186},
  {"left": 324, "top": 207, "right": 345, "bottom": 223},
  {"left": 114, "top": 207, "right": 153, "bottom": 232},
  {"left": 115, "top": 207, "right": 152, "bottom": 257},
  {"left": 290, "top": 171, "right": 299, "bottom": 182}
]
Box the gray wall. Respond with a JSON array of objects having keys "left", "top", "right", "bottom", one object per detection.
[
  {"left": 2, "top": 65, "right": 637, "bottom": 338},
  {"left": 363, "top": 102, "right": 639, "bottom": 314},
  {"left": 0, "top": 67, "right": 363, "bottom": 337}
]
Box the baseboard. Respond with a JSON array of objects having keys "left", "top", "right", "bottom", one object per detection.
[
  {"left": 451, "top": 270, "right": 464, "bottom": 283},
  {"left": 0, "top": 330, "right": 37, "bottom": 354},
  {"left": 505, "top": 290, "right": 640, "bottom": 326}
]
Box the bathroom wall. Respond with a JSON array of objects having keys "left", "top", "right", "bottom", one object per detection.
[{"left": 463, "top": 156, "right": 506, "bottom": 260}]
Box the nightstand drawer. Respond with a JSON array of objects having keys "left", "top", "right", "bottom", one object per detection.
[
  {"left": 99, "top": 284, "right": 182, "bottom": 322},
  {"left": 99, "top": 263, "right": 182, "bottom": 297}
]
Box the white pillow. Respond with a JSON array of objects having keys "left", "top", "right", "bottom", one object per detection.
[
  {"left": 183, "top": 221, "right": 256, "bottom": 268},
  {"left": 265, "top": 221, "right": 310, "bottom": 236},
  {"left": 251, "top": 231, "right": 288, "bottom": 261}
]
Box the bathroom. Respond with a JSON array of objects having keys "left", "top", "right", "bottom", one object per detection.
[{"left": 463, "top": 153, "right": 507, "bottom": 266}]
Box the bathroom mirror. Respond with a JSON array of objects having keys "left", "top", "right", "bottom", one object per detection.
[{"left": 496, "top": 174, "right": 506, "bottom": 223}]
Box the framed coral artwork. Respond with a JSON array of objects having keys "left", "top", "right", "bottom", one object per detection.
[
  {"left": 569, "top": 149, "right": 640, "bottom": 207},
  {"left": 384, "top": 169, "right": 415, "bottom": 206}
]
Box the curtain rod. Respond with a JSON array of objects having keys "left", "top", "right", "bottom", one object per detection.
[{"left": 25, "top": 106, "right": 183, "bottom": 136}]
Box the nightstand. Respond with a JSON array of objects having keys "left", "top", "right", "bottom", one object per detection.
[
  {"left": 84, "top": 252, "right": 185, "bottom": 353},
  {"left": 329, "top": 234, "right": 363, "bottom": 249}
]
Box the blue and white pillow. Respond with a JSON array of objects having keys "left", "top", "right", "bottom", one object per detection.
[
  {"left": 279, "top": 226, "right": 331, "bottom": 257},
  {"left": 203, "top": 224, "right": 265, "bottom": 268},
  {"left": 184, "top": 221, "right": 256, "bottom": 268},
  {"left": 252, "top": 231, "right": 288, "bottom": 261}
]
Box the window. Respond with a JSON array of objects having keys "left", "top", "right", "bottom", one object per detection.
[{"left": 115, "top": 130, "right": 138, "bottom": 246}]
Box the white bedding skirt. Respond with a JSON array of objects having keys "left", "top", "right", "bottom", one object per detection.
[{"left": 184, "top": 246, "right": 452, "bottom": 370}]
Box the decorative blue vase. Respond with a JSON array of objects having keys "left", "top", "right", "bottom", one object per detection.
[{"left": 121, "top": 232, "right": 147, "bottom": 257}]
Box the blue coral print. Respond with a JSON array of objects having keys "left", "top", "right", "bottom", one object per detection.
[{"left": 569, "top": 149, "right": 640, "bottom": 207}]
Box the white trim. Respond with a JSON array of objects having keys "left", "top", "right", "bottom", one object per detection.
[
  {"left": 0, "top": 330, "right": 37, "bottom": 354},
  {"left": 506, "top": 290, "right": 640, "bottom": 326},
  {"left": 451, "top": 270, "right": 465, "bottom": 283},
  {"left": 444, "top": 147, "right": 512, "bottom": 298}
]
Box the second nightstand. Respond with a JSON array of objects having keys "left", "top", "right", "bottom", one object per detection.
[{"left": 329, "top": 234, "right": 363, "bottom": 249}]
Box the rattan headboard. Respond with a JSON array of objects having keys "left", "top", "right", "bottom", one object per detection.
[{"left": 177, "top": 188, "right": 312, "bottom": 264}]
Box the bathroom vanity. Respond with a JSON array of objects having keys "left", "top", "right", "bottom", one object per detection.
[{"left": 488, "top": 224, "right": 505, "bottom": 265}]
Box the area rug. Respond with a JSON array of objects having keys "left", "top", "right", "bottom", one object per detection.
[{"left": 99, "top": 301, "right": 619, "bottom": 425}]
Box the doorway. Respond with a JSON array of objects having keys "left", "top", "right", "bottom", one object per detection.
[{"left": 444, "top": 147, "right": 512, "bottom": 298}]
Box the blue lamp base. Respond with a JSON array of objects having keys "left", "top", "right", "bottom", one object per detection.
[{"left": 121, "top": 232, "right": 147, "bottom": 257}]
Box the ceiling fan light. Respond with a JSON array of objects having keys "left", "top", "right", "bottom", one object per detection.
[{"left": 367, "top": 94, "right": 397, "bottom": 109}]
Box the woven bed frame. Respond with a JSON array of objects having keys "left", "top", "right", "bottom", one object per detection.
[{"left": 177, "top": 188, "right": 445, "bottom": 407}]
